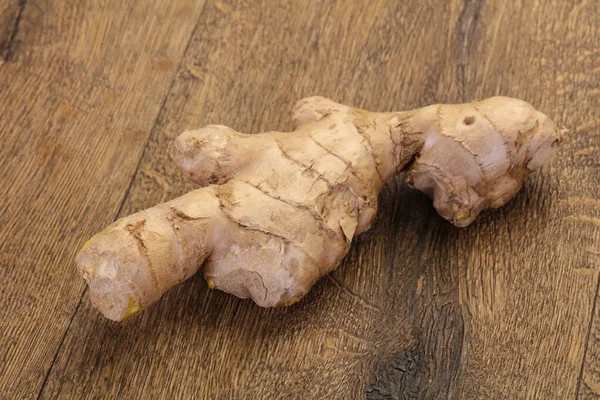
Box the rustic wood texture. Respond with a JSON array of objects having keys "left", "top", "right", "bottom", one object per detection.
[
  {"left": 0, "top": 0, "right": 597, "bottom": 399},
  {"left": 0, "top": 0, "right": 208, "bottom": 397}
]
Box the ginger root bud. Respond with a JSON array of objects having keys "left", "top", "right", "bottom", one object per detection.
[{"left": 77, "top": 96, "right": 560, "bottom": 320}]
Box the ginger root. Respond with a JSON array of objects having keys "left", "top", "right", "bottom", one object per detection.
[{"left": 77, "top": 96, "right": 560, "bottom": 320}]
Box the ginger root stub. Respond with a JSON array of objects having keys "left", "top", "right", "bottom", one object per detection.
[{"left": 77, "top": 96, "right": 560, "bottom": 321}]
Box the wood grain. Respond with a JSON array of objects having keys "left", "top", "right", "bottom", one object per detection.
[
  {"left": 450, "top": 1, "right": 600, "bottom": 398},
  {"left": 0, "top": 0, "right": 597, "bottom": 399},
  {"left": 0, "top": 0, "right": 23, "bottom": 63},
  {"left": 0, "top": 0, "right": 207, "bottom": 398}
]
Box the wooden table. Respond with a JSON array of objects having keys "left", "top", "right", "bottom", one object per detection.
[{"left": 1, "top": 0, "right": 598, "bottom": 398}]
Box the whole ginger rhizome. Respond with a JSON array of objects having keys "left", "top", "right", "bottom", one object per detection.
[{"left": 78, "top": 96, "right": 560, "bottom": 320}]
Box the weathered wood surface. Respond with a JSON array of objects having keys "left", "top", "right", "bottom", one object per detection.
[
  {"left": 0, "top": 0, "right": 597, "bottom": 399},
  {"left": 0, "top": 0, "right": 208, "bottom": 397}
]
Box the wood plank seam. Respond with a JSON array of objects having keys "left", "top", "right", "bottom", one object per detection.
[
  {"left": 456, "top": 0, "right": 486, "bottom": 103},
  {"left": 35, "top": 289, "right": 87, "bottom": 400},
  {"left": 1, "top": 0, "right": 26, "bottom": 63},
  {"left": 576, "top": 274, "right": 600, "bottom": 398},
  {"left": 32, "top": 3, "right": 210, "bottom": 398}
]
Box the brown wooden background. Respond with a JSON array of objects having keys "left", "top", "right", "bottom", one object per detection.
[{"left": 0, "top": 0, "right": 598, "bottom": 399}]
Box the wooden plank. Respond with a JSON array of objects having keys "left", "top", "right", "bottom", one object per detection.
[
  {"left": 372, "top": 0, "right": 600, "bottom": 396},
  {"left": 38, "top": 0, "right": 470, "bottom": 398},
  {"left": 368, "top": 0, "right": 599, "bottom": 398},
  {"left": 0, "top": 0, "right": 207, "bottom": 398},
  {"left": 575, "top": 0, "right": 600, "bottom": 386},
  {"left": 572, "top": 0, "right": 600, "bottom": 394},
  {"left": 33, "top": 1, "right": 599, "bottom": 400},
  {"left": 449, "top": 1, "right": 599, "bottom": 398}
]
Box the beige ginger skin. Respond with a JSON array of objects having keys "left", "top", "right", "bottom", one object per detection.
[{"left": 77, "top": 96, "right": 560, "bottom": 321}]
